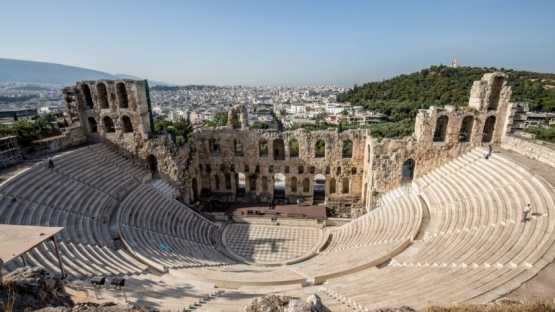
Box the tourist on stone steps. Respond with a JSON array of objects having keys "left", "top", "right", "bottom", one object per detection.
[
  {"left": 485, "top": 145, "right": 493, "bottom": 160},
  {"left": 522, "top": 203, "right": 531, "bottom": 223},
  {"left": 47, "top": 158, "right": 55, "bottom": 170}
]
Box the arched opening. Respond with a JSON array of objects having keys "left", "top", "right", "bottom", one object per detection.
[
  {"left": 96, "top": 83, "right": 109, "bottom": 109},
  {"left": 488, "top": 76, "right": 504, "bottom": 111},
  {"left": 192, "top": 178, "right": 199, "bottom": 202},
  {"left": 273, "top": 173, "right": 286, "bottom": 199},
  {"left": 225, "top": 173, "right": 232, "bottom": 190},
  {"left": 214, "top": 175, "right": 220, "bottom": 190},
  {"left": 81, "top": 84, "right": 94, "bottom": 109},
  {"left": 313, "top": 174, "right": 326, "bottom": 204},
  {"left": 259, "top": 139, "right": 268, "bottom": 157},
  {"left": 209, "top": 138, "right": 220, "bottom": 156},
  {"left": 273, "top": 139, "right": 285, "bottom": 160},
  {"left": 249, "top": 175, "right": 257, "bottom": 192},
  {"left": 290, "top": 177, "right": 298, "bottom": 193},
  {"left": 401, "top": 159, "right": 415, "bottom": 182},
  {"left": 459, "top": 116, "right": 474, "bottom": 143},
  {"left": 342, "top": 140, "right": 353, "bottom": 158},
  {"left": 289, "top": 139, "right": 299, "bottom": 158},
  {"left": 482, "top": 116, "right": 496, "bottom": 143},
  {"left": 234, "top": 139, "right": 243, "bottom": 156},
  {"left": 315, "top": 139, "right": 326, "bottom": 158},
  {"left": 116, "top": 82, "right": 129, "bottom": 109},
  {"left": 329, "top": 178, "right": 336, "bottom": 194},
  {"left": 351, "top": 167, "right": 357, "bottom": 175},
  {"left": 87, "top": 117, "right": 98, "bottom": 133},
  {"left": 433, "top": 115, "right": 449, "bottom": 143},
  {"left": 302, "top": 178, "right": 310, "bottom": 193},
  {"left": 341, "top": 178, "right": 349, "bottom": 194},
  {"left": 147, "top": 154, "right": 158, "bottom": 175},
  {"left": 298, "top": 166, "right": 304, "bottom": 174},
  {"left": 237, "top": 173, "right": 246, "bottom": 196},
  {"left": 121, "top": 115, "right": 133, "bottom": 133},
  {"left": 102, "top": 116, "right": 115, "bottom": 133}
]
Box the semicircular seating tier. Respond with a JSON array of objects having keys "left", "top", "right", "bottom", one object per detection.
[
  {"left": 0, "top": 144, "right": 151, "bottom": 278},
  {"left": 118, "top": 184, "right": 236, "bottom": 271},
  {"left": 321, "top": 148, "right": 555, "bottom": 311}
]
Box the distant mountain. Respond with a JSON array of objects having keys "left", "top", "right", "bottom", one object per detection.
[{"left": 0, "top": 58, "right": 173, "bottom": 87}]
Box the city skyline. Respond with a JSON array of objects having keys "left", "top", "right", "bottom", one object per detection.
[{"left": 1, "top": 0, "right": 554, "bottom": 86}]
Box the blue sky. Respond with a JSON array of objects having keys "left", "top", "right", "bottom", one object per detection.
[{"left": 1, "top": 1, "right": 554, "bottom": 86}]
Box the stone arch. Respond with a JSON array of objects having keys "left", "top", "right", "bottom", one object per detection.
[
  {"left": 482, "top": 115, "right": 496, "bottom": 143},
  {"left": 302, "top": 177, "right": 310, "bottom": 193},
  {"left": 273, "top": 139, "right": 285, "bottom": 160},
  {"left": 341, "top": 177, "right": 349, "bottom": 194},
  {"left": 121, "top": 115, "right": 133, "bottom": 133},
  {"left": 116, "top": 82, "right": 129, "bottom": 109},
  {"left": 289, "top": 139, "right": 299, "bottom": 158},
  {"left": 459, "top": 116, "right": 474, "bottom": 143},
  {"left": 290, "top": 176, "right": 298, "bottom": 193},
  {"left": 259, "top": 139, "right": 268, "bottom": 157},
  {"left": 214, "top": 174, "right": 220, "bottom": 190},
  {"left": 96, "top": 83, "right": 109, "bottom": 109},
  {"left": 102, "top": 116, "right": 115, "bottom": 133},
  {"left": 342, "top": 139, "right": 353, "bottom": 158},
  {"left": 401, "top": 159, "right": 415, "bottom": 182},
  {"left": 237, "top": 173, "right": 246, "bottom": 196},
  {"left": 433, "top": 115, "right": 449, "bottom": 143},
  {"left": 88, "top": 117, "right": 98, "bottom": 133},
  {"left": 81, "top": 84, "right": 94, "bottom": 109},
  {"left": 274, "top": 173, "right": 286, "bottom": 199},
  {"left": 315, "top": 139, "right": 326, "bottom": 158},
  {"left": 329, "top": 177, "right": 336, "bottom": 194},
  {"left": 488, "top": 76, "right": 504, "bottom": 111},
  {"left": 298, "top": 165, "right": 304, "bottom": 174},
  {"left": 209, "top": 138, "right": 220, "bottom": 156},
  {"left": 147, "top": 154, "right": 158, "bottom": 174},
  {"left": 313, "top": 174, "right": 326, "bottom": 203},
  {"left": 351, "top": 167, "right": 357, "bottom": 175}
]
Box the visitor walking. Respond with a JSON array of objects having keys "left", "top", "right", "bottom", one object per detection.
[
  {"left": 48, "top": 158, "right": 55, "bottom": 170},
  {"left": 485, "top": 145, "right": 493, "bottom": 160}
]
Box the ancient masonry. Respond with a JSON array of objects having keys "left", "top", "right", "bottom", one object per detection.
[{"left": 60, "top": 72, "right": 513, "bottom": 216}]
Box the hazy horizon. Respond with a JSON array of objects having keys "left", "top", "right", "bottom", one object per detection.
[{"left": 2, "top": 0, "right": 554, "bottom": 86}]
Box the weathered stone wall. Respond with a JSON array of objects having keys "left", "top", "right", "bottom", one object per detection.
[
  {"left": 501, "top": 135, "right": 555, "bottom": 169},
  {"left": 190, "top": 128, "right": 366, "bottom": 206}
]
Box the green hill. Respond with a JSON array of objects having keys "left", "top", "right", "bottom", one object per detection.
[{"left": 339, "top": 65, "right": 555, "bottom": 119}]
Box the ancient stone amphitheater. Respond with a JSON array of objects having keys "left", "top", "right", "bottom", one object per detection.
[{"left": 1, "top": 73, "right": 555, "bottom": 311}]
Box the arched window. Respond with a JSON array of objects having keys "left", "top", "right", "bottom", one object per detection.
[
  {"left": 214, "top": 175, "right": 220, "bottom": 190},
  {"left": 298, "top": 166, "right": 304, "bottom": 174},
  {"left": 401, "top": 159, "right": 415, "bottom": 182},
  {"left": 81, "top": 84, "right": 94, "bottom": 109},
  {"left": 459, "top": 116, "right": 474, "bottom": 143},
  {"left": 116, "top": 82, "right": 129, "bottom": 109},
  {"left": 315, "top": 139, "right": 326, "bottom": 158},
  {"left": 103, "top": 116, "right": 115, "bottom": 133},
  {"left": 291, "top": 177, "right": 298, "bottom": 193},
  {"left": 302, "top": 178, "right": 310, "bottom": 193},
  {"left": 88, "top": 117, "right": 97, "bottom": 133},
  {"left": 121, "top": 116, "right": 133, "bottom": 133},
  {"left": 342, "top": 140, "right": 353, "bottom": 158},
  {"left": 433, "top": 115, "right": 449, "bottom": 143},
  {"left": 329, "top": 178, "right": 336, "bottom": 194},
  {"left": 224, "top": 173, "right": 232, "bottom": 190},
  {"left": 336, "top": 167, "right": 341, "bottom": 175},
  {"left": 488, "top": 76, "right": 504, "bottom": 111},
  {"left": 284, "top": 166, "right": 290, "bottom": 174},
  {"left": 342, "top": 178, "right": 349, "bottom": 194},
  {"left": 351, "top": 167, "right": 357, "bottom": 175},
  {"left": 273, "top": 139, "right": 285, "bottom": 160},
  {"left": 289, "top": 139, "right": 299, "bottom": 158},
  {"left": 274, "top": 173, "right": 286, "bottom": 199},
  {"left": 248, "top": 175, "right": 257, "bottom": 192},
  {"left": 96, "top": 83, "right": 109, "bottom": 109},
  {"left": 237, "top": 173, "right": 246, "bottom": 196},
  {"left": 259, "top": 139, "right": 268, "bottom": 157},
  {"left": 234, "top": 139, "right": 243, "bottom": 156},
  {"left": 313, "top": 174, "right": 326, "bottom": 203},
  {"left": 482, "top": 116, "right": 496, "bottom": 143}
]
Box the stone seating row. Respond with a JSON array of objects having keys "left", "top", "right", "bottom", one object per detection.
[{"left": 320, "top": 149, "right": 555, "bottom": 310}]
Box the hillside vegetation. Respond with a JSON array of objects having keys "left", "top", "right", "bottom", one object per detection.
[{"left": 338, "top": 65, "right": 555, "bottom": 138}]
